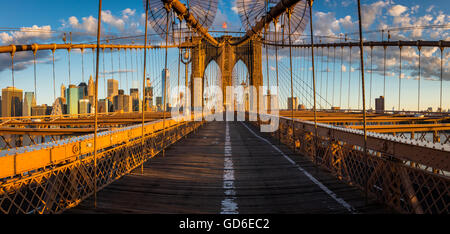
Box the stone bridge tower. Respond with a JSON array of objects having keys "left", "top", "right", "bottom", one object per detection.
[{"left": 190, "top": 36, "right": 263, "bottom": 111}]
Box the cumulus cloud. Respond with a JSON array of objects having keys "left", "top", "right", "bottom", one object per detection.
[
  {"left": 361, "top": 1, "right": 388, "bottom": 29},
  {"left": 388, "top": 5, "right": 408, "bottom": 17},
  {"left": 102, "top": 10, "right": 125, "bottom": 32},
  {"left": 0, "top": 25, "right": 54, "bottom": 45}
]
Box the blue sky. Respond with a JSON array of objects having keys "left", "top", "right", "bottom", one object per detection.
[{"left": 0, "top": 0, "right": 449, "bottom": 110}]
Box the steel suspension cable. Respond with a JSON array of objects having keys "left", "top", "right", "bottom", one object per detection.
[
  {"left": 348, "top": 46, "right": 352, "bottom": 110},
  {"left": 287, "top": 9, "right": 295, "bottom": 151},
  {"left": 307, "top": 0, "right": 318, "bottom": 166},
  {"left": 418, "top": 46, "right": 421, "bottom": 112},
  {"left": 81, "top": 48, "right": 85, "bottom": 82},
  {"left": 141, "top": 0, "right": 150, "bottom": 174},
  {"left": 33, "top": 48, "right": 37, "bottom": 102},
  {"left": 340, "top": 46, "right": 343, "bottom": 108},
  {"left": 398, "top": 45, "right": 402, "bottom": 111},
  {"left": 369, "top": 46, "right": 373, "bottom": 110}
]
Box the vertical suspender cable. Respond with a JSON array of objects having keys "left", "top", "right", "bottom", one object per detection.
[
  {"left": 141, "top": 0, "right": 150, "bottom": 174},
  {"left": 356, "top": 0, "right": 368, "bottom": 204},
  {"left": 287, "top": 9, "right": 295, "bottom": 151},
  {"left": 440, "top": 45, "right": 444, "bottom": 112},
  {"left": 418, "top": 45, "right": 421, "bottom": 112},
  {"left": 93, "top": 0, "right": 103, "bottom": 209},
  {"left": 274, "top": 18, "right": 281, "bottom": 145},
  {"left": 102, "top": 47, "right": 106, "bottom": 99},
  {"left": 52, "top": 46, "right": 56, "bottom": 104},
  {"left": 10, "top": 45, "right": 15, "bottom": 118},
  {"left": 398, "top": 44, "right": 402, "bottom": 111},
  {"left": 340, "top": 45, "right": 343, "bottom": 108},
  {"left": 369, "top": 46, "right": 373, "bottom": 110},
  {"left": 125, "top": 48, "right": 129, "bottom": 94},
  {"left": 33, "top": 45, "right": 38, "bottom": 103},
  {"left": 68, "top": 47, "right": 71, "bottom": 85},
  {"left": 308, "top": 0, "right": 318, "bottom": 166},
  {"left": 118, "top": 48, "right": 122, "bottom": 91},
  {"left": 326, "top": 46, "right": 329, "bottom": 109},
  {"left": 81, "top": 47, "right": 85, "bottom": 82},
  {"left": 162, "top": 6, "right": 171, "bottom": 157},
  {"left": 332, "top": 45, "right": 336, "bottom": 107},
  {"left": 383, "top": 45, "right": 386, "bottom": 98},
  {"left": 348, "top": 46, "right": 352, "bottom": 111}
]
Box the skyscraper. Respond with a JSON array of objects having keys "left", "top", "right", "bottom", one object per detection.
[
  {"left": 161, "top": 69, "right": 170, "bottom": 110},
  {"left": 98, "top": 99, "right": 109, "bottom": 113},
  {"left": 113, "top": 89, "right": 124, "bottom": 112},
  {"left": 107, "top": 79, "right": 119, "bottom": 99},
  {"left": 113, "top": 89, "right": 132, "bottom": 113},
  {"left": 156, "top": 96, "right": 162, "bottom": 111},
  {"left": 60, "top": 83, "right": 66, "bottom": 104},
  {"left": 375, "top": 96, "right": 385, "bottom": 114},
  {"left": 23, "top": 92, "right": 36, "bottom": 117},
  {"left": 130, "top": 88, "right": 140, "bottom": 112},
  {"left": 287, "top": 97, "right": 298, "bottom": 110},
  {"left": 88, "top": 75, "right": 95, "bottom": 97},
  {"left": 78, "top": 82, "right": 88, "bottom": 99},
  {"left": 144, "top": 78, "right": 154, "bottom": 111},
  {"left": 66, "top": 85, "right": 79, "bottom": 115},
  {"left": 32, "top": 104, "right": 51, "bottom": 116},
  {"left": 51, "top": 97, "right": 65, "bottom": 116},
  {"left": 78, "top": 99, "right": 90, "bottom": 114},
  {"left": 2, "top": 87, "right": 23, "bottom": 117}
]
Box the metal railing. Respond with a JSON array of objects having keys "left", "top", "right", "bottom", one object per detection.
[
  {"left": 0, "top": 118, "right": 204, "bottom": 214},
  {"left": 252, "top": 115, "right": 449, "bottom": 214}
]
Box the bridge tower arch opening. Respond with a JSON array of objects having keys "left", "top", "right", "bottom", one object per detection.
[{"left": 190, "top": 36, "right": 263, "bottom": 112}]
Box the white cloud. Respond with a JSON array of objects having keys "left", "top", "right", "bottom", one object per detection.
[
  {"left": 0, "top": 25, "right": 53, "bottom": 44},
  {"left": 388, "top": 5, "right": 408, "bottom": 17},
  {"left": 361, "top": 1, "right": 388, "bottom": 29},
  {"left": 102, "top": 10, "right": 125, "bottom": 31},
  {"left": 68, "top": 15, "right": 98, "bottom": 34}
]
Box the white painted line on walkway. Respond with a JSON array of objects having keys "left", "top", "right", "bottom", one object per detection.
[
  {"left": 241, "top": 122, "right": 357, "bottom": 214},
  {"left": 221, "top": 121, "right": 239, "bottom": 214}
]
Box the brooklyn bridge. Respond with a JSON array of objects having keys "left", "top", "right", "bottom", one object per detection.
[{"left": 0, "top": 0, "right": 448, "bottom": 214}]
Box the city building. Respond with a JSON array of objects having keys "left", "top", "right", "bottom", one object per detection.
[
  {"left": 331, "top": 106, "right": 341, "bottom": 111},
  {"left": 1, "top": 86, "right": 23, "bottom": 117},
  {"left": 78, "top": 82, "right": 88, "bottom": 99},
  {"left": 130, "top": 88, "right": 140, "bottom": 112},
  {"left": 88, "top": 75, "right": 95, "bottom": 97},
  {"left": 298, "top": 104, "right": 306, "bottom": 110},
  {"left": 60, "top": 83, "right": 66, "bottom": 103},
  {"left": 23, "top": 92, "right": 36, "bottom": 117},
  {"left": 113, "top": 90, "right": 132, "bottom": 113},
  {"left": 78, "top": 99, "right": 90, "bottom": 114},
  {"left": 66, "top": 85, "right": 80, "bottom": 115},
  {"left": 51, "top": 97, "right": 66, "bottom": 116},
  {"left": 287, "top": 97, "right": 298, "bottom": 110},
  {"left": 156, "top": 96, "right": 162, "bottom": 111},
  {"left": 98, "top": 99, "right": 109, "bottom": 113},
  {"left": 32, "top": 104, "right": 52, "bottom": 116},
  {"left": 161, "top": 69, "right": 170, "bottom": 110},
  {"left": 144, "top": 78, "right": 154, "bottom": 111},
  {"left": 375, "top": 96, "right": 385, "bottom": 114},
  {"left": 107, "top": 79, "right": 119, "bottom": 99}
]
